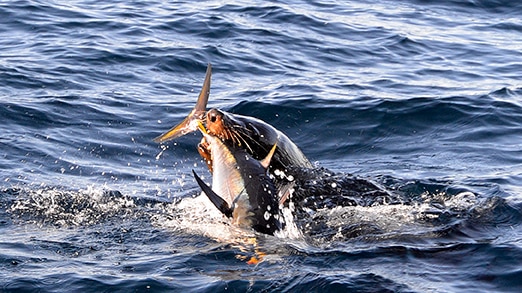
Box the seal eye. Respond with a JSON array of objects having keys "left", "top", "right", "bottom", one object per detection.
[{"left": 208, "top": 109, "right": 220, "bottom": 123}]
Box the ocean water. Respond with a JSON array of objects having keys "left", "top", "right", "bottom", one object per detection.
[{"left": 1, "top": 0, "right": 522, "bottom": 292}]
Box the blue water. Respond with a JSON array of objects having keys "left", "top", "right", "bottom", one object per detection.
[{"left": 1, "top": 0, "right": 522, "bottom": 292}]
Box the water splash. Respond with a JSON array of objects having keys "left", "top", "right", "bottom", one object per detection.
[
  {"left": 155, "top": 144, "right": 170, "bottom": 161},
  {"left": 275, "top": 202, "right": 304, "bottom": 240},
  {"left": 7, "top": 186, "right": 136, "bottom": 227},
  {"left": 151, "top": 194, "right": 252, "bottom": 241},
  {"left": 2, "top": 181, "right": 501, "bottom": 250}
]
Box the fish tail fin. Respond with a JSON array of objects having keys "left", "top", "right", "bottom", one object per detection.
[{"left": 153, "top": 63, "right": 211, "bottom": 143}]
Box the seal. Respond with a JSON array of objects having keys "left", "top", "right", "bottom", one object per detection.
[
  {"left": 203, "top": 108, "right": 312, "bottom": 173},
  {"left": 192, "top": 121, "right": 283, "bottom": 235}
]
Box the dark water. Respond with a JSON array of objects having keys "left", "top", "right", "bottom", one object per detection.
[{"left": 1, "top": 0, "right": 522, "bottom": 292}]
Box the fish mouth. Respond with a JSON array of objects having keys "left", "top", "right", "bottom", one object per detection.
[{"left": 153, "top": 63, "right": 212, "bottom": 143}]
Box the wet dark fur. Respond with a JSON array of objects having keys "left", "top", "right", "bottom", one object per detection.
[{"left": 206, "top": 109, "right": 312, "bottom": 173}]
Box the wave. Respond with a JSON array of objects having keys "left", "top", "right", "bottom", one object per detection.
[
  {"left": 3, "top": 172, "right": 520, "bottom": 246},
  {"left": 228, "top": 90, "right": 522, "bottom": 162},
  {"left": 2, "top": 181, "right": 521, "bottom": 292},
  {"left": 412, "top": 0, "right": 522, "bottom": 15},
  {"left": 1, "top": 0, "right": 522, "bottom": 291}
]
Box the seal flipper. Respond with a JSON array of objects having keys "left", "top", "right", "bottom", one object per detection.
[{"left": 192, "top": 170, "right": 233, "bottom": 217}]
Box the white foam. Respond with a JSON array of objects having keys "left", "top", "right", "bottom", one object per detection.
[
  {"left": 8, "top": 186, "right": 136, "bottom": 227},
  {"left": 275, "top": 202, "right": 303, "bottom": 240},
  {"left": 152, "top": 193, "right": 257, "bottom": 242}
]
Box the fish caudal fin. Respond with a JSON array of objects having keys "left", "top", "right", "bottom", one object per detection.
[
  {"left": 153, "top": 63, "right": 212, "bottom": 143},
  {"left": 192, "top": 170, "right": 233, "bottom": 217}
]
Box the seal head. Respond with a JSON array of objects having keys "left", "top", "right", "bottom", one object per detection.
[{"left": 205, "top": 108, "right": 312, "bottom": 173}]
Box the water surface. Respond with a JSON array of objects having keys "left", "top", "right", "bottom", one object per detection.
[{"left": 1, "top": 0, "right": 522, "bottom": 292}]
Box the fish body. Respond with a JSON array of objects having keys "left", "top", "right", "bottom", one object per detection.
[{"left": 193, "top": 124, "right": 283, "bottom": 235}]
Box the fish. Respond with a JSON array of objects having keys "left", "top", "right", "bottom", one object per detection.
[{"left": 192, "top": 121, "right": 283, "bottom": 235}]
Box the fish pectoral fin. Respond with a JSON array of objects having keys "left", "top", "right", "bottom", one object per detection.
[{"left": 192, "top": 170, "right": 233, "bottom": 217}]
